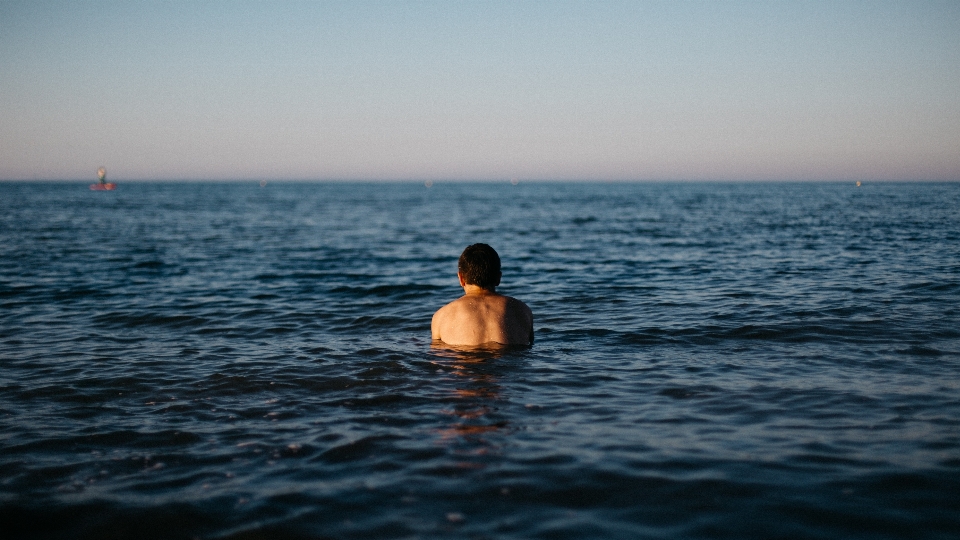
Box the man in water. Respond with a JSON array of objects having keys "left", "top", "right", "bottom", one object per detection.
[{"left": 432, "top": 243, "right": 534, "bottom": 346}]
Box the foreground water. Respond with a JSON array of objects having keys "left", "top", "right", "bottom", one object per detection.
[{"left": 1, "top": 181, "right": 958, "bottom": 539}]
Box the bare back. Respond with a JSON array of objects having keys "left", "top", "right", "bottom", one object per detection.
[{"left": 432, "top": 291, "right": 533, "bottom": 346}]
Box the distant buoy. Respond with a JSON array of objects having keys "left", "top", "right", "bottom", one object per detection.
[
  {"left": 90, "top": 166, "right": 116, "bottom": 190},
  {"left": 856, "top": 181, "right": 862, "bottom": 187}
]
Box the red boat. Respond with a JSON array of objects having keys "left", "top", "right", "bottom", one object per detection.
[{"left": 90, "top": 166, "right": 115, "bottom": 190}]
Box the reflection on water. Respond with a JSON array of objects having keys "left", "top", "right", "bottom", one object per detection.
[{"left": 429, "top": 343, "right": 512, "bottom": 459}]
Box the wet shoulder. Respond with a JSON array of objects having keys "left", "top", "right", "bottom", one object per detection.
[{"left": 504, "top": 296, "right": 533, "bottom": 318}]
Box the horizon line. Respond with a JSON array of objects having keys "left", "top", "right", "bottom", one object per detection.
[{"left": 2, "top": 178, "right": 959, "bottom": 184}]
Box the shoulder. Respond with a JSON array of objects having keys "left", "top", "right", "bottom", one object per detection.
[
  {"left": 432, "top": 297, "right": 470, "bottom": 324},
  {"left": 505, "top": 296, "right": 532, "bottom": 314},
  {"left": 502, "top": 296, "right": 533, "bottom": 326},
  {"left": 432, "top": 300, "right": 456, "bottom": 339},
  {"left": 432, "top": 299, "right": 458, "bottom": 320}
]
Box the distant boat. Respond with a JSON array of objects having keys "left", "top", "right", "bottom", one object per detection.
[{"left": 90, "top": 166, "right": 116, "bottom": 190}]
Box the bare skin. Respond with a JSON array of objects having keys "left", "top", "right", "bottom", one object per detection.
[{"left": 432, "top": 272, "right": 533, "bottom": 346}]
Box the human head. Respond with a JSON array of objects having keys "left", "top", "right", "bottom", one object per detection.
[{"left": 458, "top": 243, "right": 501, "bottom": 290}]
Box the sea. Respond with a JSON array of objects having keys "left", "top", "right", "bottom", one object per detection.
[{"left": 1, "top": 180, "right": 958, "bottom": 539}]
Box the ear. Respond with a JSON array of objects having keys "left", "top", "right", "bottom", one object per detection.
[{"left": 458, "top": 271, "right": 466, "bottom": 287}]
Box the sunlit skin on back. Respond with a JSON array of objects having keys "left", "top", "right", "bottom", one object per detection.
[{"left": 431, "top": 244, "right": 533, "bottom": 347}]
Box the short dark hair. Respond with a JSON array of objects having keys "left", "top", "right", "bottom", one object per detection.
[{"left": 458, "top": 243, "right": 501, "bottom": 290}]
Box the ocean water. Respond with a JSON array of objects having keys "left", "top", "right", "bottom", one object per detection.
[{"left": 1, "top": 181, "right": 958, "bottom": 539}]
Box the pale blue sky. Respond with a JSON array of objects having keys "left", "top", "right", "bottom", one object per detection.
[{"left": 1, "top": 0, "right": 958, "bottom": 181}]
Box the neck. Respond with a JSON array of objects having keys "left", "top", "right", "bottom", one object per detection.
[{"left": 462, "top": 284, "right": 496, "bottom": 296}]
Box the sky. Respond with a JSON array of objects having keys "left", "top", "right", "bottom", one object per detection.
[{"left": 1, "top": 0, "right": 959, "bottom": 181}]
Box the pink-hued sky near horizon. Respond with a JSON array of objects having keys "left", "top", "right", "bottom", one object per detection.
[{"left": 1, "top": 0, "right": 959, "bottom": 181}]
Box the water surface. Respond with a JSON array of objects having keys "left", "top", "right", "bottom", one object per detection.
[{"left": 1, "top": 181, "right": 959, "bottom": 539}]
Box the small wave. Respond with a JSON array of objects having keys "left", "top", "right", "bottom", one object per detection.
[
  {"left": 316, "top": 435, "right": 403, "bottom": 464},
  {"left": 329, "top": 283, "right": 441, "bottom": 298},
  {"left": 899, "top": 281, "right": 960, "bottom": 293},
  {"left": 895, "top": 345, "right": 943, "bottom": 357},
  {"left": 93, "top": 312, "right": 210, "bottom": 328},
  {"left": 658, "top": 386, "right": 722, "bottom": 400}
]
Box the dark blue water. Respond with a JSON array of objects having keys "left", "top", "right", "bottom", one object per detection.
[{"left": 1, "top": 181, "right": 959, "bottom": 539}]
